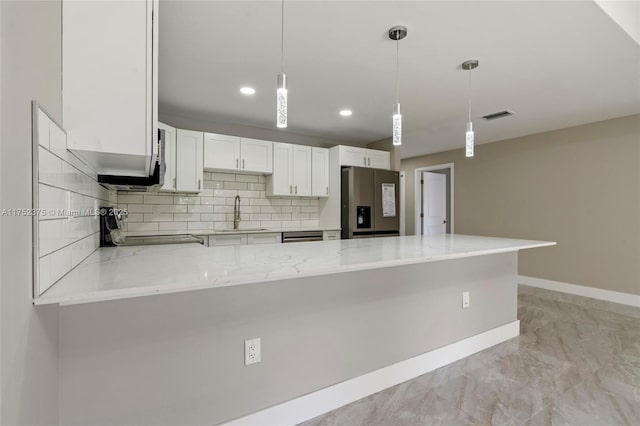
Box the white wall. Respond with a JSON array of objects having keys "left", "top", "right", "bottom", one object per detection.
[{"left": 1, "top": 1, "right": 61, "bottom": 424}]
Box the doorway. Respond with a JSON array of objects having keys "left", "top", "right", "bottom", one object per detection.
[{"left": 414, "top": 164, "right": 454, "bottom": 235}]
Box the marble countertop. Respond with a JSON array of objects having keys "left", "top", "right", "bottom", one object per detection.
[{"left": 36, "top": 234, "right": 555, "bottom": 306}]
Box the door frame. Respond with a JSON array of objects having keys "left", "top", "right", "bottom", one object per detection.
[{"left": 414, "top": 163, "right": 454, "bottom": 235}]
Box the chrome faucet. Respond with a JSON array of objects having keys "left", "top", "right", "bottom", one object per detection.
[{"left": 233, "top": 195, "right": 241, "bottom": 230}]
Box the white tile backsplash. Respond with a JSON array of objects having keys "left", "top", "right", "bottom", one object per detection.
[
  {"left": 117, "top": 172, "right": 320, "bottom": 232},
  {"left": 35, "top": 108, "right": 116, "bottom": 297}
]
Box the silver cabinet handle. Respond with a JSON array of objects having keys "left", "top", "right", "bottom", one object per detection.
[
  {"left": 295, "top": 185, "right": 298, "bottom": 194},
  {"left": 198, "top": 179, "right": 201, "bottom": 190},
  {"left": 368, "top": 157, "right": 371, "bottom": 166},
  {"left": 289, "top": 185, "right": 292, "bottom": 194},
  {"left": 236, "top": 158, "right": 239, "bottom": 169},
  {"left": 326, "top": 186, "right": 328, "bottom": 195},
  {"left": 242, "top": 159, "right": 245, "bottom": 169},
  {"left": 173, "top": 177, "right": 177, "bottom": 189},
  {"left": 363, "top": 157, "right": 366, "bottom": 166}
]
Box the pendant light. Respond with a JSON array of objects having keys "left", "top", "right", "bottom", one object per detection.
[
  {"left": 276, "top": 0, "right": 287, "bottom": 128},
  {"left": 389, "top": 26, "right": 407, "bottom": 146},
  {"left": 461, "top": 59, "right": 479, "bottom": 157}
]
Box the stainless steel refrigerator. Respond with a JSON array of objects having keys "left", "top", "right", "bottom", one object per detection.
[{"left": 341, "top": 167, "right": 400, "bottom": 239}]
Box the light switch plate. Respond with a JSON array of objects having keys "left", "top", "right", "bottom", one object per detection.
[{"left": 462, "top": 291, "right": 470, "bottom": 309}]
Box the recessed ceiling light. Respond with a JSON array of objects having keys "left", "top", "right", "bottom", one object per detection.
[
  {"left": 240, "top": 87, "right": 256, "bottom": 95},
  {"left": 339, "top": 110, "right": 353, "bottom": 117}
]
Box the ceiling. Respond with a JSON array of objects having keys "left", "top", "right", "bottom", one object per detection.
[{"left": 159, "top": 1, "right": 640, "bottom": 159}]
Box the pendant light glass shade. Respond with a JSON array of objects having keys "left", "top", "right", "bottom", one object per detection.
[
  {"left": 465, "top": 121, "right": 474, "bottom": 157},
  {"left": 277, "top": 73, "right": 287, "bottom": 128},
  {"left": 393, "top": 102, "right": 402, "bottom": 146}
]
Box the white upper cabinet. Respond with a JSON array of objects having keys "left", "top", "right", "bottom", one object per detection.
[
  {"left": 241, "top": 138, "right": 273, "bottom": 173},
  {"left": 367, "top": 149, "right": 391, "bottom": 170},
  {"left": 292, "top": 145, "right": 312, "bottom": 196},
  {"left": 338, "top": 145, "right": 390, "bottom": 170},
  {"left": 63, "top": 0, "right": 158, "bottom": 177},
  {"left": 176, "top": 130, "right": 204, "bottom": 193},
  {"left": 203, "top": 135, "right": 272, "bottom": 174},
  {"left": 159, "top": 123, "right": 177, "bottom": 192},
  {"left": 311, "top": 147, "right": 329, "bottom": 197},
  {"left": 267, "top": 143, "right": 312, "bottom": 196},
  {"left": 203, "top": 133, "right": 240, "bottom": 170}
]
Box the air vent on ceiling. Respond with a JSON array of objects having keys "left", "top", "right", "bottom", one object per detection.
[{"left": 482, "top": 110, "right": 514, "bottom": 120}]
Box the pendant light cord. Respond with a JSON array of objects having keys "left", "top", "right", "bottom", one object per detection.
[
  {"left": 280, "top": 0, "right": 285, "bottom": 73},
  {"left": 396, "top": 38, "right": 400, "bottom": 103},
  {"left": 468, "top": 68, "right": 472, "bottom": 122}
]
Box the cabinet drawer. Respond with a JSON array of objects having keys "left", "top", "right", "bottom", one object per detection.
[
  {"left": 209, "top": 234, "right": 248, "bottom": 246},
  {"left": 247, "top": 233, "right": 282, "bottom": 245},
  {"left": 323, "top": 230, "right": 340, "bottom": 241}
]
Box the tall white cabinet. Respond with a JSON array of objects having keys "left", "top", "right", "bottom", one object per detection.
[
  {"left": 62, "top": 0, "right": 158, "bottom": 177},
  {"left": 311, "top": 147, "right": 329, "bottom": 197},
  {"left": 176, "top": 130, "right": 204, "bottom": 193},
  {"left": 159, "top": 123, "right": 177, "bottom": 192}
]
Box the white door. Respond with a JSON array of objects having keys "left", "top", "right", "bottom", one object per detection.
[
  {"left": 241, "top": 138, "right": 273, "bottom": 173},
  {"left": 159, "top": 122, "right": 176, "bottom": 192},
  {"left": 311, "top": 147, "right": 329, "bottom": 197},
  {"left": 422, "top": 172, "right": 447, "bottom": 235},
  {"left": 292, "top": 145, "right": 312, "bottom": 196},
  {"left": 366, "top": 149, "right": 391, "bottom": 170},
  {"left": 176, "top": 129, "right": 203, "bottom": 193},
  {"left": 203, "top": 133, "right": 240, "bottom": 171},
  {"left": 267, "top": 143, "right": 293, "bottom": 196}
]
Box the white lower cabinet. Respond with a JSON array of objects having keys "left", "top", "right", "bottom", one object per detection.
[
  {"left": 246, "top": 233, "right": 282, "bottom": 245},
  {"left": 176, "top": 129, "right": 204, "bottom": 193},
  {"left": 323, "top": 230, "right": 340, "bottom": 241},
  {"left": 267, "top": 143, "right": 311, "bottom": 196},
  {"left": 209, "top": 234, "right": 247, "bottom": 247},
  {"left": 208, "top": 232, "right": 282, "bottom": 246}
]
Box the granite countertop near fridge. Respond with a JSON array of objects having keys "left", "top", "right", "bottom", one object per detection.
[{"left": 36, "top": 234, "right": 555, "bottom": 306}]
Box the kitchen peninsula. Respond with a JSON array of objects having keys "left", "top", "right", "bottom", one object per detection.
[{"left": 46, "top": 233, "right": 554, "bottom": 425}]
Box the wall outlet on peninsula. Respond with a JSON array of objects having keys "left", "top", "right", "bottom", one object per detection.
[
  {"left": 245, "top": 338, "right": 261, "bottom": 365},
  {"left": 462, "top": 291, "right": 470, "bottom": 309}
]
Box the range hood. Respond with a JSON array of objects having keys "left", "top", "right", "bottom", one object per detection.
[{"left": 98, "top": 129, "right": 166, "bottom": 192}]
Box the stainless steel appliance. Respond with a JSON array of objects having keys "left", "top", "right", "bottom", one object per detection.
[
  {"left": 98, "top": 128, "right": 166, "bottom": 192},
  {"left": 341, "top": 167, "right": 400, "bottom": 239},
  {"left": 99, "top": 206, "right": 204, "bottom": 247},
  {"left": 281, "top": 230, "right": 323, "bottom": 243}
]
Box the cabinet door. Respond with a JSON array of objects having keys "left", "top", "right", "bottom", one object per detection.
[
  {"left": 367, "top": 149, "right": 391, "bottom": 170},
  {"left": 209, "top": 234, "right": 247, "bottom": 246},
  {"left": 240, "top": 138, "right": 273, "bottom": 174},
  {"left": 63, "top": 0, "right": 156, "bottom": 176},
  {"left": 311, "top": 147, "right": 329, "bottom": 197},
  {"left": 247, "top": 233, "right": 282, "bottom": 245},
  {"left": 203, "top": 133, "right": 240, "bottom": 171},
  {"left": 159, "top": 123, "right": 177, "bottom": 192},
  {"left": 267, "top": 143, "right": 293, "bottom": 196},
  {"left": 292, "top": 145, "right": 312, "bottom": 196},
  {"left": 339, "top": 145, "right": 367, "bottom": 167},
  {"left": 176, "top": 130, "right": 204, "bottom": 193}
]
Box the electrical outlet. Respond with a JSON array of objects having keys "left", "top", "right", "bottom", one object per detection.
[
  {"left": 245, "top": 338, "right": 261, "bottom": 366},
  {"left": 462, "top": 291, "right": 470, "bottom": 309}
]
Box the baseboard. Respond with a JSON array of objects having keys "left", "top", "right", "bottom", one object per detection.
[
  {"left": 518, "top": 275, "right": 640, "bottom": 308},
  {"left": 223, "top": 321, "right": 520, "bottom": 426}
]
